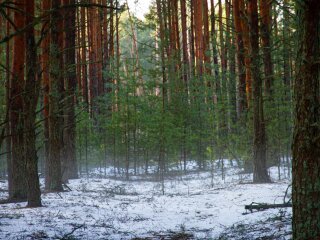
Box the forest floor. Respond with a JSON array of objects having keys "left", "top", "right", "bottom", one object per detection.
[{"left": 0, "top": 161, "right": 292, "bottom": 239}]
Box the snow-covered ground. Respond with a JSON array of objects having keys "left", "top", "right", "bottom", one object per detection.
[{"left": 0, "top": 161, "right": 292, "bottom": 239}]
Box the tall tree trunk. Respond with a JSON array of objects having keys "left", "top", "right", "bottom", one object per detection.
[
  {"left": 9, "top": 0, "right": 27, "bottom": 201},
  {"left": 80, "top": 4, "right": 89, "bottom": 107},
  {"left": 189, "top": 1, "right": 195, "bottom": 78},
  {"left": 87, "top": 2, "right": 98, "bottom": 114},
  {"left": 62, "top": 0, "right": 78, "bottom": 181},
  {"left": 194, "top": 0, "right": 204, "bottom": 75},
  {"left": 283, "top": 0, "right": 291, "bottom": 87},
  {"left": 240, "top": 0, "right": 252, "bottom": 106},
  {"left": 24, "top": 0, "right": 42, "bottom": 207},
  {"left": 180, "top": 0, "right": 189, "bottom": 92},
  {"left": 210, "top": 0, "right": 219, "bottom": 103},
  {"left": 42, "top": 0, "right": 51, "bottom": 183},
  {"left": 46, "top": 0, "right": 64, "bottom": 191},
  {"left": 6, "top": 7, "right": 12, "bottom": 196},
  {"left": 259, "top": 0, "right": 273, "bottom": 96},
  {"left": 233, "top": 0, "right": 247, "bottom": 116},
  {"left": 218, "top": 0, "right": 226, "bottom": 84},
  {"left": 203, "top": 0, "right": 210, "bottom": 75},
  {"left": 292, "top": 0, "right": 320, "bottom": 238},
  {"left": 248, "top": 0, "right": 270, "bottom": 183}
]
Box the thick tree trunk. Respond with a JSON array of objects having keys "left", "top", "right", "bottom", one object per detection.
[
  {"left": 24, "top": 0, "right": 42, "bottom": 207},
  {"left": 248, "top": 0, "right": 270, "bottom": 183},
  {"left": 292, "top": 1, "right": 320, "bottom": 238},
  {"left": 46, "top": 0, "right": 64, "bottom": 191},
  {"left": 9, "top": 0, "right": 27, "bottom": 201},
  {"left": 42, "top": 0, "right": 51, "bottom": 182},
  {"left": 62, "top": 0, "right": 78, "bottom": 181}
]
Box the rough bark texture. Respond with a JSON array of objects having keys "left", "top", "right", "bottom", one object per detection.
[
  {"left": 210, "top": 0, "right": 219, "bottom": 100},
  {"left": 233, "top": 0, "right": 247, "bottom": 116},
  {"left": 46, "top": 0, "right": 63, "bottom": 191},
  {"left": 180, "top": 0, "right": 189, "bottom": 91},
  {"left": 248, "top": 0, "right": 270, "bottom": 183},
  {"left": 62, "top": 0, "right": 78, "bottom": 181},
  {"left": 292, "top": 0, "right": 320, "bottom": 239},
  {"left": 6, "top": 6, "right": 12, "bottom": 196},
  {"left": 202, "top": 0, "right": 210, "bottom": 75},
  {"left": 283, "top": 0, "right": 291, "bottom": 87},
  {"left": 259, "top": 0, "right": 273, "bottom": 96},
  {"left": 9, "top": 0, "right": 27, "bottom": 200},
  {"left": 24, "top": 0, "right": 42, "bottom": 207},
  {"left": 80, "top": 5, "right": 89, "bottom": 106},
  {"left": 42, "top": 0, "right": 51, "bottom": 185},
  {"left": 239, "top": 0, "right": 252, "bottom": 106},
  {"left": 194, "top": 0, "right": 203, "bottom": 75}
]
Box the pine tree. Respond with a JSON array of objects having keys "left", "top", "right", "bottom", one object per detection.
[
  {"left": 24, "top": 0, "right": 41, "bottom": 207},
  {"left": 9, "top": 0, "right": 27, "bottom": 201},
  {"left": 46, "top": 0, "right": 64, "bottom": 191},
  {"left": 248, "top": 0, "right": 270, "bottom": 183},
  {"left": 292, "top": 0, "right": 320, "bottom": 238}
]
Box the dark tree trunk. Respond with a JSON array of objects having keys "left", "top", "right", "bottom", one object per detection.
[
  {"left": 46, "top": 0, "right": 63, "bottom": 192},
  {"left": 292, "top": 0, "right": 320, "bottom": 238},
  {"left": 42, "top": 0, "right": 50, "bottom": 185},
  {"left": 24, "top": 0, "right": 42, "bottom": 207},
  {"left": 9, "top": 0, "right": 27, "bottom": 201},
  {"left": 248, "top": 0, "right": 270, "bottom": 183},
  {"left": 62, "top": 0, "right": 78, "bottom": 181},
  {"left": 6, "top": 6, "right": 13, "bottom": 198}
]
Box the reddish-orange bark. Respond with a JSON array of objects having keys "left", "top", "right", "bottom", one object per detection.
[
  {"left": 233, "top": 0, "right": 247, "bottom": 114},
  {"left": 259, "top": 0, "right": 273, "bottom": 95},
  {"left": 203, "top": 0, "right": 211, "bottom": 75},
  {"left": 194, "top": 0, "right": 204, "bottom": 75},
  {"left": 180, "top": 0, "right": 189, "bottom": 89},
  {"left": 240, "top": 0, "right": 252, "bottom": 106}
]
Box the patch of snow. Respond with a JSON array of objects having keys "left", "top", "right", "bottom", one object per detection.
[{"left": 0, "top": 163, "right": 292, "bottom": 239}]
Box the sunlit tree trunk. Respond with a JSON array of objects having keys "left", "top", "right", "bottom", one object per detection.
[
  {"left": 80, "top": 4, "right": 89, "bottom": 107},
  {"left": 233, "top": 0, "right": 247, "bottom": 116},
  {"left": 194, "top": 0, "right": 204, "bottom": 75},
  {"left": 240, "top": 0, "right": 252, "bottom": 106}
]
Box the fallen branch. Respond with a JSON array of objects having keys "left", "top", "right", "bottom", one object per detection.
[
  {"left": 63, "top": 183, "right": 72, "bottom": 191},
  {"left": 59, "top": 224, "right": 85, "bottom": 240},
  {"left": 245, "top": 202, "right": 292, "bottom": 212}
]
